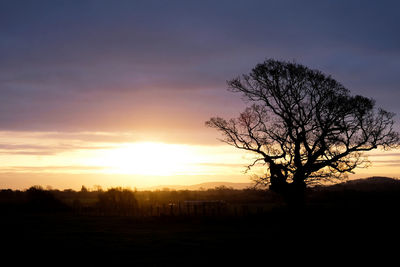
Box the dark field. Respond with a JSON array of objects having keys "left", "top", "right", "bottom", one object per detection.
[{"left": 1, "top": 177, "right": 400, "bottom": 266}]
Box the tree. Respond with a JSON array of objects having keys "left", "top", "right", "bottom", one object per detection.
[
  {"left": 97, "top": 188, "right": 138, "bottom": 216},
  {"left": 206, "top": 59, "right": 399, "bottom": 205}
]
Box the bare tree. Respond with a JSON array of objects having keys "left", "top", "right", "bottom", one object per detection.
[{"left": 206, "top": 59, "right": 399, "bottom": 204}]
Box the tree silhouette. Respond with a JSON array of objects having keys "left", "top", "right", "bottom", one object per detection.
[
  {"left": 206, "top": 59, "right": 399, "bottom": 205},
  {"left": 97, "top": 188, "right": 138, "bottom": 216}
]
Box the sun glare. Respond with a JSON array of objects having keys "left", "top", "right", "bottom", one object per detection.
[{"left": 91, "top": 142, "right": 200, "bottom": 176}]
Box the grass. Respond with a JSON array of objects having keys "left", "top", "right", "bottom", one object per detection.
[
  {"left": 2, "top": 180, "right": 400, "bottom": 265},
  {"left": 2, "top": 205, "right": 399, "bottom": 265}
]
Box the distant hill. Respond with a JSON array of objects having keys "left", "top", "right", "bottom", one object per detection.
[
  {"left": 140, "top": 176, "right": 400, "bottom": 192},
  {"left": 320, "top": 176, "right": 400, "bottom": 191},
  {"left": 140, "top": 182, "right": 254, "bottom": 191}
]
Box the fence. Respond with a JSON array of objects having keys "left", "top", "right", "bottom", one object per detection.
[{"left": 72, "top": 199, "right": 272, "bottom": 217}]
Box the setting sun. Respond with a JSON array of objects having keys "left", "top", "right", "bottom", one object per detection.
[
  {"left": 91, "top": 142, "right": 198, "bottom": 176},
  {"left": 86, "top": 141, "right": 253, "bottom": 179}
]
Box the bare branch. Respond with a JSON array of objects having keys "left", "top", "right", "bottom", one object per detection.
[{"left": 207, "top": 59, "right": 399, "bottom": 197}]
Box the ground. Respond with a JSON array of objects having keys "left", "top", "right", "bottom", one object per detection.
[
  {"left": 1, "top": 205, "right": 398, "bottom": 266},
  {"left": 2, "top": 179, "right": 400, "bottom": 265}
]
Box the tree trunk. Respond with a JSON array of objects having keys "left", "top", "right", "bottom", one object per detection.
[
  {"left": 286, "top": 181, "right": 306, "bottom": 208},
  {"left": 270, "top": 178, "right": 306, "bottom": 208}
]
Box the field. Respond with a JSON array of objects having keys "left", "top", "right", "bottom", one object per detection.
[{"left": 1, "top": 177, "right": 400, "bottom": 265}]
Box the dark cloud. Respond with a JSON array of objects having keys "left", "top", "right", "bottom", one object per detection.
[
  {"left": 365, "top": 152, "right": 400, "bottom": 167},
  {"left": 0, "top": 165, "right": 107, "bottom": 173},
  {"left": 0, "top": 142, "right": 113, "bottom": 155},
  {"left": 1, "top": 0, "right": 399, "bottom": 136},
  {"left": 368, "top": 152, "right": 400, "bottom": 157}
]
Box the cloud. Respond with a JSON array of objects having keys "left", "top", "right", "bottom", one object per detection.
[
  {"left": 0, "top": 142, "right": 114, "bottom": 155},
  {"left": 367, "top": 152, "right": 400, "bottom": 157},
  {"left": 0, "top": 165, "right": 107, "bottom": 173},
  {"left": 0, "top": 0, "right": 399, "bottom": 136},
  {"left": 0, "top": 130, "right": 223, "bottom": 148}
]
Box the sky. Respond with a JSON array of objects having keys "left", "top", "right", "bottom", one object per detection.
[{"left": 0, "top": 0, "right": 399, "bottom": 189}]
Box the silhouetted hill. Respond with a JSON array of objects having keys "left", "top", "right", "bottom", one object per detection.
[
  {"left": 308, "top": 176, "right": 400, "bottom": 209},
  {"left": 142, "top": 177, "right": 400, "bottom": 192},
  {"left": 322, "top": 176, "right": 400, "bottom": 192},
  {"left": 141, "top": 181, "right": 254, "bottom": 191}
]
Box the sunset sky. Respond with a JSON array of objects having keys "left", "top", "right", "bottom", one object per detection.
[{"left": 1, "top": 0, "right": 399, "bottom": 190}]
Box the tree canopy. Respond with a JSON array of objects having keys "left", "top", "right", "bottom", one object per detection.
[{"left": 206, "top": 59, "right": 399, "bottom": 202}]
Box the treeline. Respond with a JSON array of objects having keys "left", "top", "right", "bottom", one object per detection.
[
  {"left": 2, "top": 177, "right": 400, "bottom": 216},
  {"left": 0, "top": 185, "right": 283, "bottom": 216}
]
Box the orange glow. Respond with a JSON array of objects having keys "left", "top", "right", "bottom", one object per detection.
[
  {"left": 88, "top": 142, "right": 201, "bottom": 176},
  {"left": 0, "top": 131, "right": 399, "bottom": 190}
]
